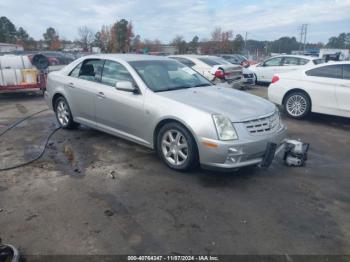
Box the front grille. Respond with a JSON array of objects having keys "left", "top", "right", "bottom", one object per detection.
[{"left": 243, "top": 112, "right": 280, "bottom": 136}]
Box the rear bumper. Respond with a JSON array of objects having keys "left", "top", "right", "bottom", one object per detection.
[{"left": 199, "top": 125, "right": 287, "bottom": 170}]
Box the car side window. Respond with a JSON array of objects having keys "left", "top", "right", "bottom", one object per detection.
[
  {"left": 343, "top": 65, "right": 350, "bottom": 80},
  {"left": 69, "top": 62, "right": 82, "bottom": 78},
  {"left": 73, "top": 59, "right": 104, "bottom": 82},
  {"left": 264, "top": 57, "right": 283, "bottom": 67},
  {"left": 299, "top": 58, "right": 309, "bottom": 65},
  {"left": 282, "top": 57, "right": 299, "bottom": 66},
  {"left": 306, "top": 65, "right": 343, "bottom": 79},
  {"left": 101, "top": 60, "right": 134, "bottom": 87}
]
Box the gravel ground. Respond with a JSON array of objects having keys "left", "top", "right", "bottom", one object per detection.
[{"left": 0, "top": 87, "right": 349, "bottom": 257}]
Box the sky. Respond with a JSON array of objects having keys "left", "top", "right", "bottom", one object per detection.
[{"left": 1, "top": 0, "right": 350, "bottom": 43}]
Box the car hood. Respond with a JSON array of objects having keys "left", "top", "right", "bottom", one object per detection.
[{"left": 157, "top": 85, "right": 276, "bottom": 122}]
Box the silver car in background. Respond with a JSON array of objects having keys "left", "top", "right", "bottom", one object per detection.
[{"left": 45, "top": 54, "right": 287, "bottom": 171}]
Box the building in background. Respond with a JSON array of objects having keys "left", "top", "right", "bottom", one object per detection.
[{"left": 0, "top": 43, "right": 24, "bottom": 53}]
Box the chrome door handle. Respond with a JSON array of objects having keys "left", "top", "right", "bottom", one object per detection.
[
  {"left": 339, "top": 84, "right": 349, "bottom": 87},
  {"left": 97, "top": 91, "right": 105, "bottom": 98},
  {"left": 67, "top": 83, "right": 74, "bottom": 88}
]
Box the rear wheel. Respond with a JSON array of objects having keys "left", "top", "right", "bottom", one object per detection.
[
  {"left": 284, "top": 91, "right": 310, "bottom": 119},
  {"left": 55, "top": 97, "right": 78, "bottom": 129},
  {"left": 157, "top": 122, "right": 198, "bottom": 171}
]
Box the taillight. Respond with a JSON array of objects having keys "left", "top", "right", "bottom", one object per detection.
[
  {"left": 214, "top": 69, "right": 225, "bottom": 79},
  {"left": 271, "top": 75, "right": 280, "bottom": 84}
]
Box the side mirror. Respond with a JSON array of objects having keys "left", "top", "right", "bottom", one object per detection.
[{"left": 115, "top": 81, "right": 137, "bottom": 93}]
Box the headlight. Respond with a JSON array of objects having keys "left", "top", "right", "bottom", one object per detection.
[
  {"left": 275, "top": 107, "right": 282, "bottom": 127},
  {"left": 212, "top": 115, "right": 238, "bottom": 140}
]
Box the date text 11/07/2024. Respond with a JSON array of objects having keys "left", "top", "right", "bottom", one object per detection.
[{"left": 127, "top": 255, "right": 219, "bottom": 261}]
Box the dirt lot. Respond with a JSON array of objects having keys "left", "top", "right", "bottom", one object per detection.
[{"left": 0, "top": 86, "right": 349, "bottom": 256}]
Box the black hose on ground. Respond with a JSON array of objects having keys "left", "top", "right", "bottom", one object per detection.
[{"left": 0, "top": 109, "right": 60, "bottom": 172}]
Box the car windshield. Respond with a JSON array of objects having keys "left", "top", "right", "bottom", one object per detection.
[{"left": 129, "top": 60, "right": 212, "bottom": 92}]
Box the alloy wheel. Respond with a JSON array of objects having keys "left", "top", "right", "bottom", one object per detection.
[
  {"left": 56, "top": 100, "right": 70, "bottom": 126},
  {"left": 161, "top": 129, "right": 188, "bottom": 166},
  {"left": 286, "top": 94, "right": 307, "bottom": 117}
]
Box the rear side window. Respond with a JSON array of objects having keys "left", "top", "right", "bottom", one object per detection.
[
  {"left": 299, "top": 58, "right": 309, "bottom": 65},
  {"left": 343, "top": 65, "right": 350, "bottom": 80},
  {"left": 101, "top": 60, "right": 134, "bottom": 87},
  {"left": 282, "top": 57, "right": 299, "bottom": 66},
  {"left": 313, "top": 59, "right": 325, "bottom": 65},
  {"left": 306, "top": 65, "right": 343, "bottom": 79},
  {"left": 264, "top": 57, "right": 283, "bottom": 66},
  {"left": 170, "top": 57, "right": 195, "bottom": 67}
]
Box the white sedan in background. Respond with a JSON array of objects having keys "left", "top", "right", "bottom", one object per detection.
[
  {"left": 268, "top": 61, "right": 350, "bottom": 118},
  {"left": 168, "top": 55, "right": 242, "bottom": 86},
  {"left": 250, "top": 55, "right": 325, "bottom": 83}
]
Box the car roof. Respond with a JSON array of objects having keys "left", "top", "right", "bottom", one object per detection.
[
  {"left": 307, "top": 60, "right": 350, "bottom": 68},
  {"left": 169, "top": 54, "right": 222, "bottom": 59},
  {"left": 270, "top": 54, "right": 320, "bottom": 60},
  {"left": 81, "top": 53, "right": 171, "bottom": 62}
]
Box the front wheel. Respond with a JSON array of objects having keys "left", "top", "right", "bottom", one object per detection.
[
  {"left": 55, "top": 97, "right": 78, "bottom": 129},
  {"left": 284, "top": 92, "right": 311, "bottom": 119},
  {"left": 157, "top": 122, "right": 198, "bottom": 171}
]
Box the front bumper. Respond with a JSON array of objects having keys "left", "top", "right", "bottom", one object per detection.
[
  {"left": 242, "top": 76, "right": 255, "bottom": 85},
  {"left": 198, "top": 125, "right": 287, "bottom": 170}
]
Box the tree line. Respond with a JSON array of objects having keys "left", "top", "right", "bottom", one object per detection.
[{"left": 1, "top": 16, "right": 349, "bottom": 55}]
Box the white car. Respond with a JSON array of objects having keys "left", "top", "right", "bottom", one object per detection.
[
  {"left": 268, "top": 61, "right": 350, "bottom": 118},
  {"left": 250, "top": 55, "right": 325, "bottom": 83},
  {"left": 168, "top": 55, "right": 242, "bottom": 86}
]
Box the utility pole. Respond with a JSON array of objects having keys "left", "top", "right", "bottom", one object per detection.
[
  {"left": 303, "top": 24, "right": 308, "bottom": 51},
  {"left": 298, "top": 24, "right": 308, "bottom": 52},
  {"left": 244, "top": 32, "right": 248, "bottom": 56}
]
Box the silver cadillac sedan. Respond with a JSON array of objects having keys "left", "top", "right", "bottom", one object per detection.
[{"left": 45, "top": 54, "right": 287, "bottom": 171}]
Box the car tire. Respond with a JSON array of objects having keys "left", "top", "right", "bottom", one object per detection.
[
  {"left": 254, "top": 73, "right": 258, "bottom": 85},
  {"left": 157, "top": 122, "right": 198, "bottom": 171},
  {"left": 54, "top": 96, "right": 78, "bottom": 129},
  {"left": 284, "top": 91, "right": 311, "bottom": 119}
]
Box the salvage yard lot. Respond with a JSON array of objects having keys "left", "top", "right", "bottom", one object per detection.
[{"left": 0, "top": 86, "right": 349, "bottom": 255}]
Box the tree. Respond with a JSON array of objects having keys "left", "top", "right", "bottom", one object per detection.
[
  {"left": 210, "top": 27, "right": 233, "bottom": 53},
  {"left": 221, "top": 30, "right": 233, "bottom": 53},
  {"left": 269, "top": 37, "right": 299, "bottom": 54},
  {"left": 326, "top": 33, "right": 350, "bottom": 49},
  {"left": 172, "top": 35, "right": 187, "bottom": 54},
  {"left": 99, "top": 25, "right": 112, "bottom": 52},
  {"left": 143, "top": 39, "right": 162, "bottom": 52},
  {"left": 131, "top": 34, "right": 142, "bottom": 52},
  {"left": 211, "top": 27, "right": 222, "bottom": 42},
  {"left": 113, "top": 19, "right": 128, "bottom": 52},
  {"left": 16, "top": 27, "right": 37, "bottom": 50},
  {"left": 78, "top": 26, "right": 94, "bottom": 51},
  {"left": 232, "top": 34, "right": 244, "bottom": 53},
  {"left": 43, "top": 27, "right": 61, "bottom": 50},
  {"left": 0, "top": 16, "right": 17, "bottom": 43},
  {"left": 126, "top": 21, "right": 134, "bottom": 52},
  {"left": 188, "top": 36, "right": 199, "bottom": 53}
]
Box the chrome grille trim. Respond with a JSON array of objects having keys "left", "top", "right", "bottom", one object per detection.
[{"left": 243, "top": 111, "right": 280, "bottom": 136}]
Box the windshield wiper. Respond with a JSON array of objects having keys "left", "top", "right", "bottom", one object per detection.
[
  {"left": 155, "top": 84, "right": 211, "bottom": 92},
  {"left": 155, "top": 86, "right": 192, "bottom": 92},
  {"left": 192, "top": 83, "right": 212, "bottom": 87}
]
